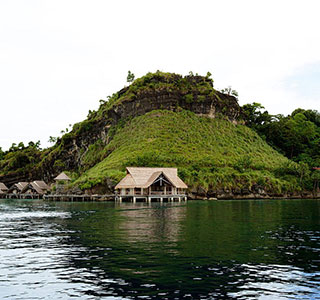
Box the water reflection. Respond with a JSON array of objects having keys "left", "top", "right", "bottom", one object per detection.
[
  {"left": 117, "top": 202, "right": 187, "bottom": 244},
  {"left": 0, "top": 199, "right": 319, "bottom": 299}
]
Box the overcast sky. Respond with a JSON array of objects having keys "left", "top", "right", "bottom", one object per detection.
[{"left": 1, "top": 0, "right": 319, "bottom": 150}]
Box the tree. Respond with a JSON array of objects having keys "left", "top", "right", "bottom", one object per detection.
[
  {"left": 0, "top": 147, "right": 4, "bottom": 160},
  {"left": 221, "top": 86, "right": 238, "bottom": 98},
  {"left": 242, "top": 102, "right": 272, "bottom": 130},
  {"left": 285, "top": 113, "right": 317, "bottom": 158},
  {"left": 99, "top": 99, "right": 106, "bottom": 106},
  {"left": 127, "top": 71, "right": 135, "bottom": 83},
  {"left": 18, "top": 142, "right": 25, "bottom": 150},
  {"left": 9, "top": 143, "right": 17, "bottom": 152},
  {"left": 48, "top": 136, "right": 58, "bottom": 144}
]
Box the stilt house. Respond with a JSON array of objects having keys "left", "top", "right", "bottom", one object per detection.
[
  {"left": 115, "top": 167, "right": 188, "bottom": 199},
  {"left": 0, "top": 182, "right": 8, "bottom": 195},
  {"left": 8, "top": 182, "right": 29, "bottom": 194},
  {"left": 21, "top": 181, "right": 50, "bottom": 196}
]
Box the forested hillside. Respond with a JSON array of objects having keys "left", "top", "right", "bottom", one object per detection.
[{"left": 0, "top": 72, "right": 319, "bottom": 198}]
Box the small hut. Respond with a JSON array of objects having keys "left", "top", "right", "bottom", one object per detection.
[
  {"left": 0, "top": 182, "right": 8, "bottom": 195},
  {"left": 54, "top": 172, "right": 71, "bottom": 183},
  {"left": 115, "top": 167, "right": 188, "bottom": 200},
  {"left": 54, "top": 172, "right": 71, "bottom": 194},
  {"left": 22, "top": 181, "right": 50, "bottom": 196},
  {"left": 8, "top": 182, "right": 29, "bottom": 194}
]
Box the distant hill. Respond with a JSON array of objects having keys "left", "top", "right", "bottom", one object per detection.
[{"left": 0, "top": 72, "right": 312, "bottom": 198}]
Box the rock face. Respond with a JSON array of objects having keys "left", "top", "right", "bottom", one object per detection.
[
  {"left": 110, "top": 89, "right": 241, "bottom": 123},
  {"left": 109, "top": 76, "right": 242, "bottom": 124},
  {"left": 188, "top": 187, "right": 318, "bottom": 200}
]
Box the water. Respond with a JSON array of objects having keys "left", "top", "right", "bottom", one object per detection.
[{"left": 0, "top": 199, "right": 319, "bottom": 299}]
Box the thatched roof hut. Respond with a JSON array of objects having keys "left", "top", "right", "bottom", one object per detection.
[
  {"left": 22, "top": 181, "right": 50, "bottom": 195},
  {"left": 54, "top": 172, "right": 71, "bottom": 181},
  {"left": 0, "top": 182, "right": 8, "bottom": 194},
  {"left": 8, "top": 182, "right": 29, "bottom": 194},
  {"left": 116, "top": 167, "right": 187, "bottom": 189},
  {"left": 115, "top": 167, "right": 187, "bottom": 197}
]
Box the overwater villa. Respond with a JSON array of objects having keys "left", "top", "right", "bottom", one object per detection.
[
  {"left": 8, "top": 182, "right": 29, "bottom": 195},
  {"left": 22, "top": 181, "right": 50, "bottom": 196},
  {"left": 115, "top": 167, "right": 188, "bottom": 202},
  {"left": 5, "top": 181, "right": 50, "bottom": 199},
  {"left": 0, "top": 182, "right": 8, "bottom": 195}
]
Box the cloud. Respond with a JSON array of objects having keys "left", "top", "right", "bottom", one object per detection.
[{"left": 0, "top": 0, "right": 319, "bottom": 149}]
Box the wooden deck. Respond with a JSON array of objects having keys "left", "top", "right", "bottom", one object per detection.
[
  {"left": 2, "top": 193, "right": 43, "bottom": 199},
  {"left": 1, "top": 193, "right": 188, "bottom": 202},
  {"left": 116, "top": 194, "right": 187, "bottom": 202},
  {"left": 43, "top": 194, "right": 115, "bottom": 201}
]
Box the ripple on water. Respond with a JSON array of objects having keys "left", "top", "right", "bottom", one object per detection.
[
  {"left": 0, "top": 199, "right": 319, "bottom": 299},
  {"left": 228, "top": 264, "right": 320, "bottom": 299}
]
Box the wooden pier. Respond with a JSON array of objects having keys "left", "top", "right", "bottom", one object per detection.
[
  {"left": 4, "top": 193, "right": 43, "bottom": 200},
  {"left": 43, "top": 194, "right": 115, "bottom": 201},
  {"left": 43, "top": 194, "right": 187, "bottom": 202},
  {"left": 1, "top": 193, "right": 187, "bottom": 202},
  {"left": 115, "top": 194, "right": 187, "bottom": 203}
]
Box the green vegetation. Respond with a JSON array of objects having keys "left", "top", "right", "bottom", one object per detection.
[
  {"left": 74, "top": 109, "right": 300, "bottom": 193},
  {"left": 242, "top": 103, "right": 320, "bottom": 188},
  {"left": 0, "top": 142, "right": 42, "bottom": 178},
  {"left": 94, "top": 71, "right": 215, "bottom": 119},
  {"left": 0, "top": 71, "right": 318, "bottom": 197},
  {"left": 126, "top": 70, "right": 135, "bottom": 83}
]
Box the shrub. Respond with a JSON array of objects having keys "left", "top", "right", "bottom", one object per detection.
[
  {"left": 185, "top": 94, "right": 194, "bottom": 103},
  {"left": 234, "top": 155, "right": 253, "bottom": 173}
]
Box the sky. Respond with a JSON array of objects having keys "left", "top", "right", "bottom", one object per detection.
[{"left": 1, "top": 0, "right": 319, "bottom": 150}]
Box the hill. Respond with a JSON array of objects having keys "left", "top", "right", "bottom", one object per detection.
[
  {"left": 74, "top": 109, "right": 300, "bottom": 198},
  {"left": 0, "top": 71, "right": 313, "bottom": 198}
]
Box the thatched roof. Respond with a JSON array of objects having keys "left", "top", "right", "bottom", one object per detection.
[
  {"left": 21, "top": 181, "right": 50, "bottom": 195},
  {"left": 9, "top": 182, "right": 29, "bottom": 192},
  {"left": 0, "top": 182, "right": 8, "bottom": 192},
  {"left": 33, "top": 180, "right": 50, "bottom": 191},
  {"left": 54, "top": 172, "right": 71, "bottom": 181},
  {"left": 115, "top": 167, "right": 188, "bottom": 189}
]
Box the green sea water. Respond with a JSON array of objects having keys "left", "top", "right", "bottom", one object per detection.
[{"left": 0, "top": 199, "right": 319, "bottom": 299}]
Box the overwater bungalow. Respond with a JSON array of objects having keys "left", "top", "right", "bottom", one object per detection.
[
  {"left": 8, "top": 182, "right": 29, "bottom": 195},
  {"left": 0, "top": 182, "right": 8, "bottom": 195},
  {"left": 21, "top": 181, "right": 50, "bottom": 196},
  {"left": 115, "top": 167, "right": 188, "bottom": 201},
  {"left": 7, "top": 182, "right": 29, "bottom": 198}
]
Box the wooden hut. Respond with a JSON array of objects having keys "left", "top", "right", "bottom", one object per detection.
[
  {"left": 115, "top": 167, "right": 188, "bottom": 201},
  {"left": 54, "top": 172, "right": 71, "bottom": 183},
  {"left": 8, "top": 182, "right": 29, "bottom": 195},
  {"left": 54, "top": 172, "right": 71, "bottom": 194},
  {"left": 0, "top": 182, "right": 8, "bottom": 195},
  {"left": 21, "top": 181, "right": 50, "bottom": 196}
]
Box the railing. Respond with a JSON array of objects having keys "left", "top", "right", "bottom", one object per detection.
[
  {"left": 122, "top": 191, "right": 175, "bottom": 196},
  {"left": 120, "top": 190, "right": 185, "bottom": 196},
  {"left": 150, "top": 191, "right": 173, "bottom": 195}
]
